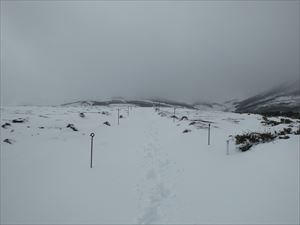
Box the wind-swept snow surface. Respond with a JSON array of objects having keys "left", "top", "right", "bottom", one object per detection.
[{"left": 1, "top": 106, "right": 299, "bottom": 224}]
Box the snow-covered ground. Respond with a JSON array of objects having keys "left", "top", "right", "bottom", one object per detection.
[{"left": 1, "top": 106, "right": 299, "bottom": 224}]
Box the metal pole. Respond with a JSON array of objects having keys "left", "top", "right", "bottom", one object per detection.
[
  {"left": 208, "top": 123, "right": 211, "bottom": 145},
  {"left": 173, "top": 107, "right": 176, "bottom": 122},
  {"left": 118, "top": 108, "right": 120, "bottom": 125},
  {"left": 226, "top": 140, "right": 230, "bottom": 155},
  {"left": 90, "top": 133, "right": 95, "bottom": 168}
]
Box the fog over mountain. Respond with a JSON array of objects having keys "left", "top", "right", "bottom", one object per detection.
[{"left": 1, "top": 1, "right": 299, "bottom": 106}]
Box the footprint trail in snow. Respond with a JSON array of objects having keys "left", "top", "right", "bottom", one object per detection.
[{"left": 136, "top": 112, "right": 176, "bottom": 224}]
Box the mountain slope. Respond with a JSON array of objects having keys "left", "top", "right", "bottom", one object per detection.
[
  {"left": 235, "top": 83, "right": 300, "bottom": 113},
  {"left": 61, "top": 82, "right": 300, "bottom": 113}
]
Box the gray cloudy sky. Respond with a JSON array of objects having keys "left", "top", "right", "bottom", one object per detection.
[{"left": 1, "top": 0, "right": 299, "bottom": 105}]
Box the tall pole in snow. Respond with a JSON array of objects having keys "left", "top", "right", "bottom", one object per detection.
[
  {"left": 127, "top": 106, "right": 129, "bottom": 116},
  {"left": 118, "top": 108, "right": 120, "bottom": 125},
  {"left": 226, "top": 140, "right": 230, "bottom": 155},
  {"left": 90, "top": 133, "right": 95, "bottom": 168},
  {"left": 208, "top": 123, "right": 211, "bottom": 145},
  {"left": 173, "top": 107, "right": 176, "bottom": 122}
]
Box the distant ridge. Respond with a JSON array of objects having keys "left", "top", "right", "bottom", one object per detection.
[
  {"left": 235, "top": 82, "right": 300, "bottom": 113},
  {"left": 61, "top": 82, "right": 300, "bottom": 113},
  {"left": 61, "top": 99, "right": 196, "bottom": 109}
]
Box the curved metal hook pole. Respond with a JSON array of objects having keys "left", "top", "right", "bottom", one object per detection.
[{"left": 90, "top": 133, "right": 95, "bottom": 168}]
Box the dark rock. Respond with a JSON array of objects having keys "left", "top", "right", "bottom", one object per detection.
[
  {"left": 183, "top": 129, "right": 192, "bottom": 133},
  {"left": 3, "top": 139, "right": 13, "bottom": 144},
  {"left": 2, "top": 123, "right": 11, "bottom": 128},
  {"left": 189, "top": 121, "right": 196, "bottom": 125},
  {"left": 180, "top": 116, "right": 188, "bottom": 121},
  {"left": 39, "top": 127, "right": 45, "bottom": 129},
  {"left": 66, "top": 124, "right": 78, "bottom": 131},
  {"left": 12, "top": 118, "right": 26, "bottom": 123},
  {"left": 103, "top": 121, "right": 111, "bottom": 126},
  {"left": 119, "top": 115, "right": 124, "bottom": 118},
  {"left": 279, "top": 135, "right": 290, "bottom": 139},
  {"left": 79, "top": 112, "right": 85, "bottom": 118}
]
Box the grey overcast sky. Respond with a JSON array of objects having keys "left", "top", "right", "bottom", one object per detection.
[{"left": 1, "top": 1, "right": 299, "bottom": 105}]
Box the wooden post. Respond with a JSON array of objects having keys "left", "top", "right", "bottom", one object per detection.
[
  {"left": 208, "top": 123, "right": 211, "bottom": 145},
  {"left": 90, "top": 133, "right": 95, "bottom": 168}
]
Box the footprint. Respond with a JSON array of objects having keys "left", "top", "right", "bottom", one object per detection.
[
  {"left": 146, "top": 169, "right": 156, "bottom": 180},
  {"left": 138, "top": 182, "right": 172, "bottom": 224},
  {"left": 138, "top": 204, "right": 160, "bottom": 224}
]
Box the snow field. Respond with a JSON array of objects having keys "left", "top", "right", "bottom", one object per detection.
[{"left": 1, "top": 106, "right": 299, "bottom": 224}]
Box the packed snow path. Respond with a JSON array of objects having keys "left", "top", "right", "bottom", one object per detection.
[
  {"left": 1, "top": 106, "right": 299, "bottom": 224},
  {"left": 136, "top": 109, "right": 177, "bottom": 224}
]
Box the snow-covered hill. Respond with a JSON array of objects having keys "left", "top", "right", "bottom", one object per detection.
[
  {"left": 193, "top": 102, "right": 226, "bottom": 111},
  {"left": 62, "top": 99, "right": 196, "bottom": 109},
  {"left": 62, "top": 83, "right": 300, "bottom": 115},
  {"left": 235, "top": 83, "right": 300, "bottom": 113},
  {"left": 1, "top": 105, "right": 299, "bottom": 224},
  {"left": 62, "top": 99, "right": 238, "bottom": 112}
]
